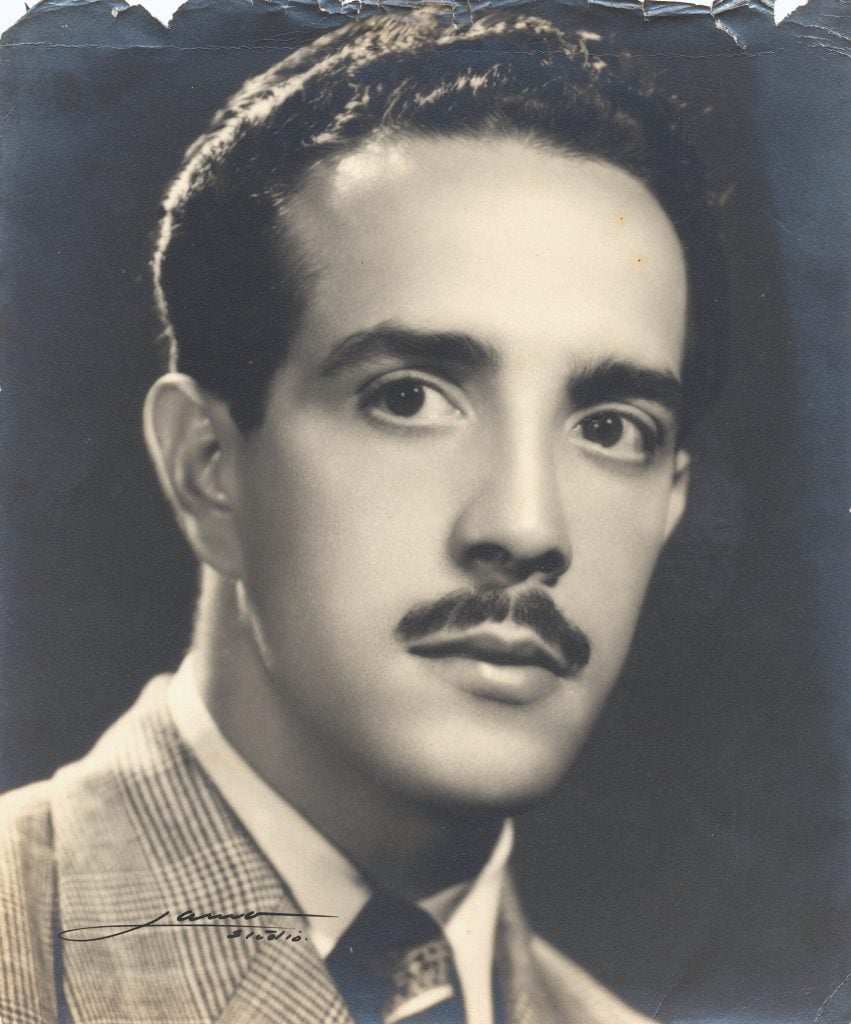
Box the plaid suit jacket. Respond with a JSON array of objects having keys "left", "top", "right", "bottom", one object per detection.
[{"left": 0, "top": 675, "right": 655, "bottom": 1024}]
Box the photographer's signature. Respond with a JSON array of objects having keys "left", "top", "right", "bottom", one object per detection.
[{"left": 58, "top": 908, "right": 335, "bottom": 943}]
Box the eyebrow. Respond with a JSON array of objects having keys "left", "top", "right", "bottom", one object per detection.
[
  {"left": 317, "top": 324, "right": 499, "bottom": 379},
  {"left": 317, "top": 325, "right": 683, "bottom": 418},
  {"left": 569, "top": 358, "right": 683, "bottom": 419}
]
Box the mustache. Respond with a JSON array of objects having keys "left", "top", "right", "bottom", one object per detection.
[{"left": 395, "top": 588, "right": 591, "bottom": 676}]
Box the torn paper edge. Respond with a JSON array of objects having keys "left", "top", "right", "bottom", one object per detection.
[{"left": 0, "top": 0, "right": 822, "bottom": 37}]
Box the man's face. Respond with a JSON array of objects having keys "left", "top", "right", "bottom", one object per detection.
[{"left": 228, "top": 135, "right": 689, "bottom": 811}]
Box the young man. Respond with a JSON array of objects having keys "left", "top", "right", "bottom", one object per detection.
[{"left": 0, "top": 12, "right": 725, "bottom": 1023}]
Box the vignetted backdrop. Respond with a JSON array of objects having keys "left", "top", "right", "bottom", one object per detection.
[{"left": 1, "top": 2, "right": 848, "bottom": 1020}]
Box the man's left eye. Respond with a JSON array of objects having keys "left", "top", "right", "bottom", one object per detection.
[
  {"left": 573, "top": 411, "right": 659, "bottom": 462},
  {"left": 363, "top": 377, "right": 463, "bottom": 425}
]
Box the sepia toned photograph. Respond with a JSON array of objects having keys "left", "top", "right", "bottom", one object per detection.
[{"left": 0, "top": 1, "right": 848, "bottom": 1021}]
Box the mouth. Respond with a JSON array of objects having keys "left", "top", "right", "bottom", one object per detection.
[{"left": 408, "top": 630, "right": 570, "bottom": 679}]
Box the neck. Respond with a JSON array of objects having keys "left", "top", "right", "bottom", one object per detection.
[{"left": 190, "top": 569, "right": 503, "bottom": 900}]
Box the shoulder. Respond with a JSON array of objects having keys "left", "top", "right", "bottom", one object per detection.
[
  {"left": 0, "top": 678, "right": 183, "bottom": 1020},
  {"left": 0, "top": 778, "right": 56, "bottom": 906},
  {"left": 530, "top": 933, "right": 659, "bottom": 1024},
  {"left": 0, "top": 775, "right": 54, "bottom": 845},
  {"left": 0, "top": 780, "right": 59, "bottom": 1022},
  {"left": 0, "top": 777, "right": 56, "bottom": 888}
]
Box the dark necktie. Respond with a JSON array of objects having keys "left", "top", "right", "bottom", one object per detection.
[{"left": 326, "top": 890, "right": 466, "bottom": 1024}]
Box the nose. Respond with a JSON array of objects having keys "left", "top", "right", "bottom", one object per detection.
[{"left": 449, "top": 433, "right": 571, "bottom": 589}]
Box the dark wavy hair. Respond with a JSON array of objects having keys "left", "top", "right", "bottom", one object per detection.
[{"left": 153, "top": 11, "right": 727, "bottom": 437}]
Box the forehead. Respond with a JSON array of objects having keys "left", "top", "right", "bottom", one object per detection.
[{"left": 284, "top": 134, "right": 688, "bottom": 376}]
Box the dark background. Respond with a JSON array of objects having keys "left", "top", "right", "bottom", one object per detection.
[{"left": 1, "top": 1, "right": 848, "bottom": 1021}]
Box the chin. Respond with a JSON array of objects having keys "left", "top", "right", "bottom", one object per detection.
[
  {"left": 386, "top": 734, "right": 583, "bottom": 818},
  {"left": 415, "top": 771, "right": 569, "bottom": 820}
]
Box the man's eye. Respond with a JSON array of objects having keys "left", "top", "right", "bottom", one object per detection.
[
  {"left": 363, "top": 377, "right": 463, "bottom": 425},
  {"left": 574, "top": 411, "right": 658, "bottom": 462}
]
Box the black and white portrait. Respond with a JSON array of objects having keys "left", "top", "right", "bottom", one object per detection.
[{"left": 0, "top": 2, "right": 847, "bottom": 1022}]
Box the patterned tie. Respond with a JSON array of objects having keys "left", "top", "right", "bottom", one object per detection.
[{"left": 326, "top": 890, "right": 466, "bottom": 1024}]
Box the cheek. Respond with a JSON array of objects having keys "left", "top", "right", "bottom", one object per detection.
[
  {"left": 570, "top": 460, "right": 676, "bottom": 561},
  {"left": 235, "top": 429, "right": 455, "bottom": 630},
  {"left": 566, "top": 468, "right": 676, "bottom": 633},
  {"left": 585, "top": 495, "right": 670, "bottom": 573}
]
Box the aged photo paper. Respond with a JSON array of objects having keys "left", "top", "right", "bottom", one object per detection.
[{"left": 1, "top": 1, "right": 848, "bottom": 1021}]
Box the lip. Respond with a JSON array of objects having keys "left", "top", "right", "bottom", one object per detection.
[{"left": 408, "top": 629, "right": 569, "bottom": 678}]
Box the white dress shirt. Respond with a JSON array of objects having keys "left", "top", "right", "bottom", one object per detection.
[{"left": 167, "top": 655, "right": 513, "bottom": 1024}]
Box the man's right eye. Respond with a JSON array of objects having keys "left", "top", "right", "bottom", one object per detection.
[{"left": 361, "top": 375, "right": 464, "bottom": 426}]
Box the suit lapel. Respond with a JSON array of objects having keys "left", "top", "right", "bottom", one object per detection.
[
  {"left": 215, "top": 936, "right": 353, "bottom": 1024},
  {"left": 52, "top": 676, "right": 355, "bottom": 1024},
  {"left": 496, "top": 879, "right": 657, "bottom": 1024},
  {"left": 496, "top": 878, "right": 561, "bottom": 1024}
]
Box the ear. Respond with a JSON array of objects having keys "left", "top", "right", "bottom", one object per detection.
[
  {"left": 663, "top": 447, "right": 691, "bottom": 542},
  {"left": 143, "top": 373, "right": 244, "bottom": 578}
]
